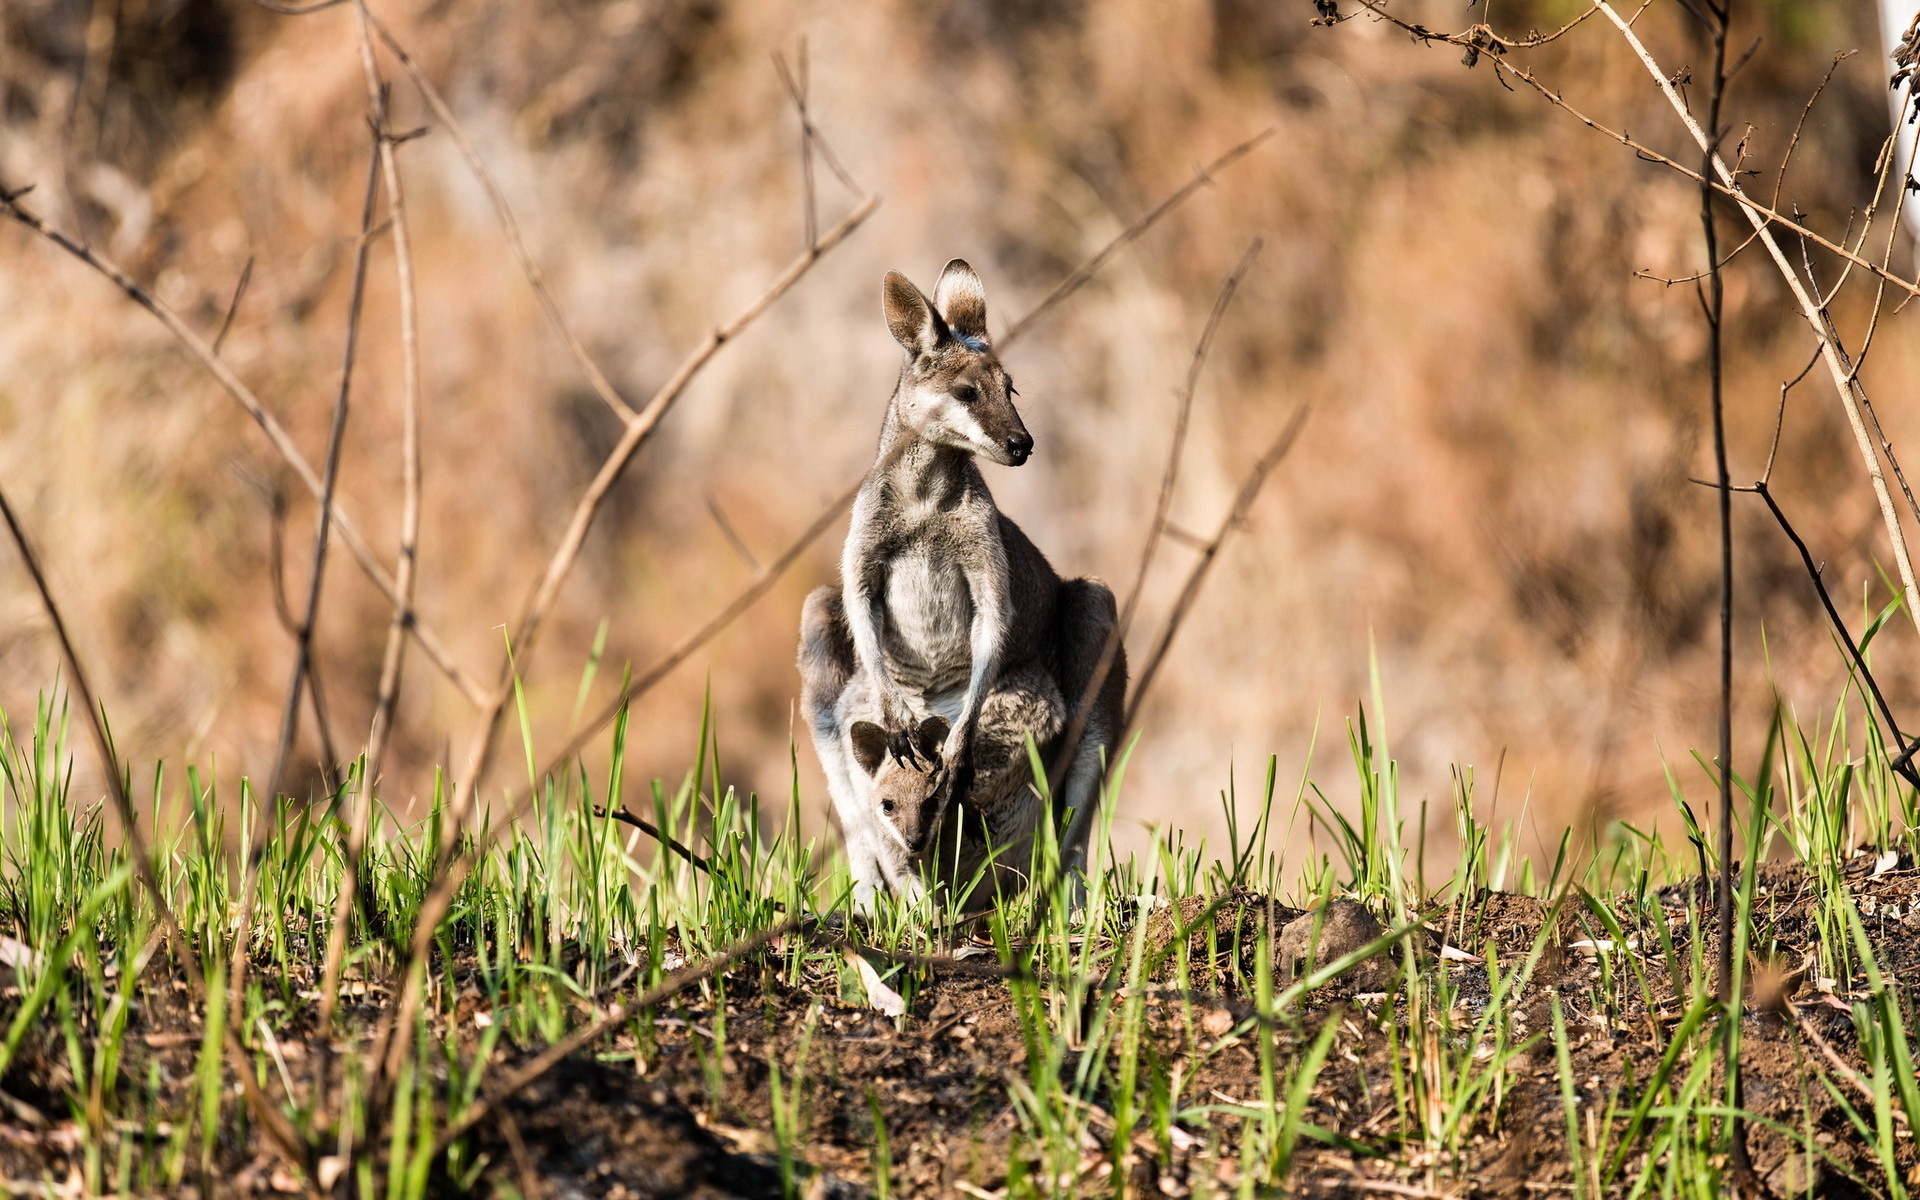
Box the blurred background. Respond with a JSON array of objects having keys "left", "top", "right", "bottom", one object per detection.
[{"left": 2, "top": 0, "right": 1918, "bottom": 875}]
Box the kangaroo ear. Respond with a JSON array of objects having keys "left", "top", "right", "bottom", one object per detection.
[
  {"left": 932, "top": 259, "right": 988, "bottom": 345},
  {"left": 882, "top": 272, "right": 949, "bottom": 354},
  {"left": 915, "top": 716, "right": 951, "bottom": 761},
  {"left": 850, "top": 721, "right": 889, "bottom": 775}
]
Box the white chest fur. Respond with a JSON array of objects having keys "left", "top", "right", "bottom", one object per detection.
[{"left": 881, "top": 548, "right": 973, "bottom": 689}]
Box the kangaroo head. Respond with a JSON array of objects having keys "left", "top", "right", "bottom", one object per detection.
[
  {"left": 881, "top": 260, "right": 1032, "bottom": 467},
  {"left": 849, "top": 716, "right": 952, "bottom": 853}
]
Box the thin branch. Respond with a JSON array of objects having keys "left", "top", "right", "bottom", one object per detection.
[
  {"left": 1760, "top": 342, "right": 1821, "bottom": 486},
  {"left": 266, "top": 142, "right": 381, "bottom": 804},
  {"left": 212, "top": 256, "right": 254, "bottom": 355},
  {"left": 1749, "top": 481, "right": 1918, "bottom": 788},
  {"left": 0, "top": 184, "right": 488, "bottom": 704},
  {"left": 593, "top": 805, "right": 711, "bottom": 875},
  {"left": 997, "top": 131, "right": 1273, "bottom": 349},
  {"left": 1692, "top": 0, "right": 1745, "bottom": 1170},
  {"left": 1410, "top": 47, "right": 1920, "bottom": 307},
  {"left": 1123, "top": 405, "right": 1311, "bottom": 731},
  {"left": 362, "top": 74, "right": 425, "bottom": 790},
  {"left": 224, "top": 131, "right": 385, "bottom": 1089},
  {"left": 773, "top": 41, "right": 859, "bottom": 202},
  {"left": 0, "top": 485, "right": 319, "bottom": 1191},
  {"left": 360, "top": 6, "right": 636, "bottom": 423},
  {"left": 706, "top": 493, "right": 759, "bottom": 570},
  {"left": 1596, "top": 1, "right": 1920, "bottom": 630},
  {"left": 1788, "top": 1001, "right": 1893, "bottom": 1114},
  {"left": 772, "top": 43, "right": 817, "bottom": 248},
  {"left": 1046, "top": 238, "right": 1263, "bottom": 797},
  {"left": 320, "top": 0, "right": 427, "bottom": 1071}
]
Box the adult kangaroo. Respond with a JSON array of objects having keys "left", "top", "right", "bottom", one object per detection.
[{"left": 797, "top": 258, "right": 1126, "bottom": 905}]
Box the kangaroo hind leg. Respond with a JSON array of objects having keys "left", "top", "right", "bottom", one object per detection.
[{"left": 798, "top": 586, "right": 885, "bottom": 906}]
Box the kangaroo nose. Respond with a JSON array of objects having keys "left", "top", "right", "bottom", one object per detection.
[{"left": 1006, "top": 433, "right": 1033, "bottom": 464}]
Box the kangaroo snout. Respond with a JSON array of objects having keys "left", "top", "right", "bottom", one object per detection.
[{"left": 1004, "top": 432, "right": 1033, "bottom": 465}]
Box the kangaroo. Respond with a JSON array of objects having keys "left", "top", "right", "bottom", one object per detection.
[
  {"left": 840, "top": 662, "right": 1064, "bottom": 908},
  {"left": 797, "top": 258, "right": 1127, "bottom": 906}
]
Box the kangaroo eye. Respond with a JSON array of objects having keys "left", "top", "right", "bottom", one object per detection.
[
  {"left": 881, "top": 799, "right": 896, "bottom": 815},
  {"left": 951, "top": 384, "right": 978, "bottom": 404}
]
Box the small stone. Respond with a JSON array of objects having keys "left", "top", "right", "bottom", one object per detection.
[
  {"left": 1276, "top": 899, "right": 1386, "bottom": 988},
  {"left": 1766, "top": 1151, "right": 1822, "bottom": 1197}
]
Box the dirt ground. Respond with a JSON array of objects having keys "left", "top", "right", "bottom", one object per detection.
[{"left": 3, "top": 856, "right": 1919, "bottom": 1198}]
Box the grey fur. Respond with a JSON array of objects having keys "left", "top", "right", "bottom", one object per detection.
[
  {"left": 796, "top": 259, "right": 1127, "bottom": 908},
  {"left": 845, "top": 664, "right": 1062, "bottom": 911}
]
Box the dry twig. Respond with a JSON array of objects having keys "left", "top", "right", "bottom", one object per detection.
[
  {"left": 998, "top": 131, "right": 1272, "bottom": 349},
  {"left": 1743, "top": 481, "right": 1919, "bottom": 788},
  {"left": 265, "top": 145, "right": 380, "bottom": 803},
  {"left": 1047, "top": 238, "right": 1263, "bottom": 795},
  {"left": 1123, "top": 404, "right": 1311, "bottom": 733},
  {"left": 0, "top": 185, "right": 487, "bottom": 704},
  {"left": 362, "top": 22, "right": 427, "bottom": 791},
  {"left": 361, "top": 5, "right": 636, "bottom": 423},
  {"left": 1594, "top": 2, "right": 1920, "bottom": 630},
  {"left": 227, "top": 130, "right": 383, "bottom": 1063}
]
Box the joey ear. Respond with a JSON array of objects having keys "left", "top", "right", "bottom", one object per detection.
[
  {"left": 932, "top": 260, "right": 988, "bottom": 345},
  {"left": 850, "top": 721, "right": 889, "bottom": 775},
  {"left": 882, "top": 272, "right": 949, "bottom": 354},
  {"left": 915, "top": 716, "right": 950, "bottom": 761}
]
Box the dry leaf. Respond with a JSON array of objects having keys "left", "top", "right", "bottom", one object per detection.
[{"left": 847, "top": 950, "right": 905, "bottom": 1017}]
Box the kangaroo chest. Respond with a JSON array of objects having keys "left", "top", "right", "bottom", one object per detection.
[{"left": 880, "top": 546, "right": 974, "bottom": 695}]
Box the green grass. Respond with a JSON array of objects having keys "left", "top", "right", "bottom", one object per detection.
[{"left": 0, "top": 653, "right": 1916, "bottom": 1198}]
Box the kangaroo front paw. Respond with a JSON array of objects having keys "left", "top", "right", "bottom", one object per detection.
[{"left": 885, "top": 722, "right": 923, "bottom": 769}]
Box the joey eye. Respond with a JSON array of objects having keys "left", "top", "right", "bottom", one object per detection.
[
  {"left": 951, "top": 384, "right": 978, "bottom": 404},
  {"left": 881, "top": 799, "right": 896, "bottom": 815}
]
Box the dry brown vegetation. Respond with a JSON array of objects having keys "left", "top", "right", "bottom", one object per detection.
[{"left": 0, "top": 0, "right": 1915, "bottom": 864}]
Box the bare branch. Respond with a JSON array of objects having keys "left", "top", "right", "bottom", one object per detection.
[
  {"left": 320, "top": 0, "right": 428, "bottom": 1071},
  {"left": 266, "top": 143, "right": 381, "bottom": 804},
  {"left": 1749, "top": 481, "right": 1919, "bottom": 788},
  {"left": 706, "top": 493, "right": 759, "bottom": 570},
  {"left": 998, "top": 131, "right": 1273, "bottom": 349},
  {"left": 212, "top": 255, "right": 254, "bottom": 355},
  {"left": 1047, "top": 238, "right": 1263, "bottom": 796},
  {"left": 1596, "top": 1, "right": 1920, "bottom": 629},
  {"left": 1760, "top": 342, "right": 1822, "bottom": 486},
  {"left": 360, "top": 6, "right": 638, "bottom": 423},
  {"left": 363, "top": 20, "right": 426, "bottom": 790},
  {"left": 1123, "top": 405, "right": 1311, "bottom": 732},
  {"left": 0, "top": 185, "right": 488, "bottom": 704}
]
